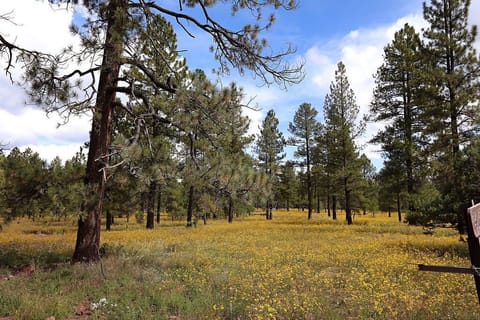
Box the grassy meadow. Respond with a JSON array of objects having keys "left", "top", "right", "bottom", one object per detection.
[{"left": 0, "top": 210, "right": 479, "bottom": 319}]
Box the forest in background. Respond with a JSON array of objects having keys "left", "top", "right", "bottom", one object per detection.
[{"left": 0, "top": 0, "right": 479, "bottom": 262}]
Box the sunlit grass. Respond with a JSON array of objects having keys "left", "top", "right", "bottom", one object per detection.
[{"left": 0, "top": 210, "right": 478, "bottom": 319}]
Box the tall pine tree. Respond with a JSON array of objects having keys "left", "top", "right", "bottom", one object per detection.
[
  {"left": 289, "top": 103, "right": 321, "bottom": 220},
  {"left": 323, "top": 62, "right": 363, "bottom": 225},
  {"left": 255, "top": 109, "right": 285, "bottom": 219},
  {"left": 422, "top": 0, "right": 480, "bottom": 232},
  {"left": 369, "top": 23, "right": 426, "bottom": 214}
]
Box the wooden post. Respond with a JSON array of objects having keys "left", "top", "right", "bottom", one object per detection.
[{"left": 466, "top": 203, "right": 480, "bottom": 303}]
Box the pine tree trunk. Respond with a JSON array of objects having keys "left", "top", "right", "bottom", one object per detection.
[
  {"left": 451, "top": 102, "right": 463, "bottom": 233},
  {"left": 316, "top": 185, "right": 320, "bottom": 213},
  {"left": 307, "top": 169, "right": 312, "bottom": 220},
  {"left": 327, "top": 195, "right": 331, "bottom": 217},
  {"left": 265, "top": 200, "right": 272, "bottom": 220},
  {"left": 106, "top": 210, "right": 112, "bottom": 231},
  {"left": 397, "top": 192, "right": 402, "bottom": 222},
  {"left": 146, "top": 180, "right": 156, "bottom": 229},
  {"left": 332, "top": 195, "right": 337, "bottom": 220},
  {"left": 186, "top": 185, "right": 194, "bottom": 227},
  {"left": 265, "top": 200, "right": 269, "bottom": 220},
  {"left": 140, "top": 192, "right": 146, "bottom": 213},
  {"left": 404, "top": 78, "right": 415, "bottom": 214},
  {"left": 228, "top": 197, "right": 234, "bottom": 224},
  {"left": 306, "top": 137, "right": 312, "bottom": 220},
  {"left": 346, "top": 188, "right": 352, "bottom": 225},
  {"left": 156, "top": 185, "right": 161, "bottom": 224},
  {"left": 71, "top": 0, "right": 127, "bottom": 263}
]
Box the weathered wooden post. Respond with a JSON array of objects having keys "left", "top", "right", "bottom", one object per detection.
[
  {"left": 418, "top": 202, "right": 480, "bottom": 303},
  {"left": 465, "top": 203, "right": 480, "bottom": 302}
]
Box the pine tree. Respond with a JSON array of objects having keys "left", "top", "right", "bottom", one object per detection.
[
  {"left": 377, "top": 160, "right": 404, "bottom": 222},
  {"left": 323, "top": 62, "right": 364, "bottom": 225},
  {"left": 357, "top": 154, "right": 378, "bottom": 215},
  {"left": 370, "top": 24, "right": 426, "bottom": 213},
  {"left": 314, "top": 123, "right": 335, "bottom": 218},
  {"left": 1, "top": 148, "right": 48, "bottom": 221},
  {"left": 459, "top": 137, "right": 480, "bottom": 206},
  {"left": 422, "top": 0, "right": 480, "bottom": 232},
  {"left": 289, "top": 102, "right": 321, "bottom": 220},
  {"left": 207, "top": 83, "right": 266, "bottom": 223},
  {"left": 277, "top": 161, "right": 298, "bottom": 211},
  {"left": 255, "top": 109, "right": 285, "bottom": 219}
]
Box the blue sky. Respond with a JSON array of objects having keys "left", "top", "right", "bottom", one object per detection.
[{"left": 1, "top": 0, "right": 479, "bottom": 169}]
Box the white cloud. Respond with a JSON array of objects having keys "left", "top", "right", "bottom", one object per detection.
[
  {"left": 15, "top": 143, "right": 85, "bottom": 164},
  {"left": 302, "top": 13, "right": 429, "bottom": 168},
  {"left": 0, "top": 1, "right": 90, "bottom": 162},
  {"left": 243, "top": 106, "right": 262, "bottom": 137},
  {"left": 239, "top": 83, "right": 290, "bottom": 137},
  {"left": 307, "top": 47, "right": 336, "bottom": 93},
  {"left": 0, "top": 107, "right": 90, "bottom": 161},
  {"left": 303, "top": 6, "right": 479, "bottom": 169},
  {"left": 1, "top": 1, "right": 75, "bottom": 55}
]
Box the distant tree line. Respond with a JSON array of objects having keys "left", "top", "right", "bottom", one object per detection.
[{"left": 0, "top": 0, "right": 479, "bottom": 264}]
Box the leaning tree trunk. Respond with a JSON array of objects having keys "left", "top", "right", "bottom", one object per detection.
[{"left": 72, "top": 0, "right": 127, "bottom": 263}]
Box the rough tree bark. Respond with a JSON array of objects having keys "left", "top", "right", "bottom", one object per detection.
[{"left": 72, "top": 0, "right": 127, "bottom": 263}]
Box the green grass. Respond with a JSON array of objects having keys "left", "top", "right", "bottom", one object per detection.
[{"left": 0, "top": 211, "right": 479, "bottom": 319}]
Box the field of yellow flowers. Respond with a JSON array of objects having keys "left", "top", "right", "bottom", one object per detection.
[{"left": 0, "top": 210, "right": 479, "bottom": 319}]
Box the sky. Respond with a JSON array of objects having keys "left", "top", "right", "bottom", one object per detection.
[{"left": 1, "top": 0, "right": 479, "bottom": 170}]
